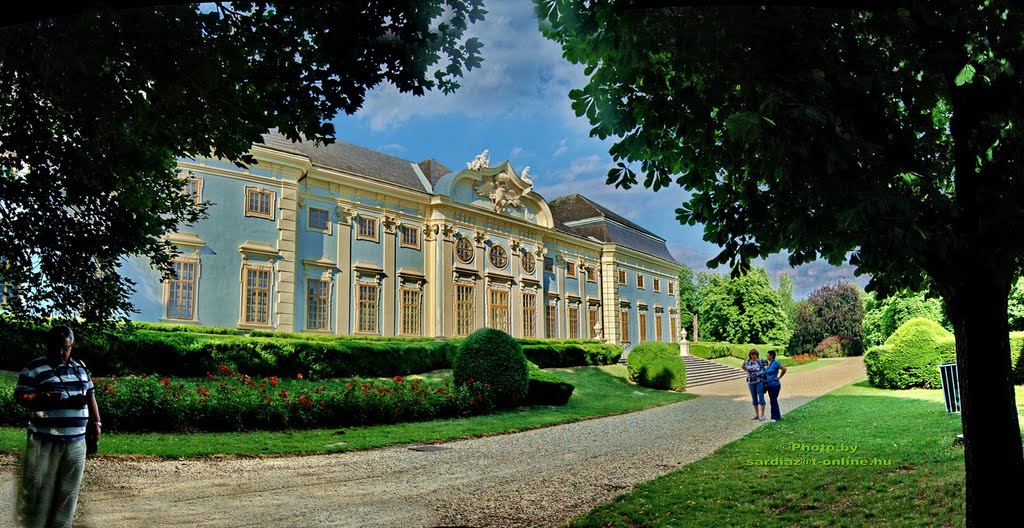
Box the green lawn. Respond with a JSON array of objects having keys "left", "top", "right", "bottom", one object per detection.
[
  {"left": 0, "top": 365, "right": 693, "bottom": 458},
  {"left": 570, "top": 380, "right": 1020, "bottom": 527}
]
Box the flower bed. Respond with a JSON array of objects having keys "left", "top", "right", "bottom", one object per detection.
[{"left": 0, "top": 366, "right": 493, "bottom": 433}]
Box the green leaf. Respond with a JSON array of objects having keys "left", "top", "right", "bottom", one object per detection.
[{"left": 954, "top": 64, "right": 976, "bottom": 86}]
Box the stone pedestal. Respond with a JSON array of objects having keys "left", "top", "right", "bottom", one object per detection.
[{"left": 679, "top": 328, "right": 690, "bottom": 356}]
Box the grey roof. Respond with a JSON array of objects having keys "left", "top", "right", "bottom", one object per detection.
[
  {"left": 259, "top": 131, "right": 430, "bottom": 193},
  {"left": 417, "top": 158, "right": 452, "bottom": 186},
  {"left": 549, "top": 194, "right": 679, "bottom": 264}
]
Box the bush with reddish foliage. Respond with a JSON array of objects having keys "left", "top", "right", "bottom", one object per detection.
[
  {"left": 814, "top": 335, "right": 858, "bottom": 358},
  {"left": 787, "top": 283, "right": 865, "bottom": 357}
]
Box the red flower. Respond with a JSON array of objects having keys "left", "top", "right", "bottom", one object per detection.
[
  {"left": 270, "top": 376, "right": 279, "bottom": 387},
  {"left": 196, "top": 387, "right": 210, "bottom": 397},
  {"left": 394, "top": 375, "right": 404, "bottom": 383},
  {"left": 160, "top": 378, "right": 170, "bottom": 386},
  {"left": 219, "top": 364, "right": 233, "bottom": 374},
  {"left": 297, "top": 373, "right": 304, "bottom": 379},
  {"left": 279, "top": 389, "right": 289, "bottom": 400},
  {"left": 207, "top": 374, "right": 217, "bottom": 380}
]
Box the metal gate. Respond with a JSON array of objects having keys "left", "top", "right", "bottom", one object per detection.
[{"left": 938, "top": 362, "right": 960, "bottom": 413}]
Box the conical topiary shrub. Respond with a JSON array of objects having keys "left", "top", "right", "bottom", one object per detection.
[{"left": 453, "top": 328, "right": 529, "bottom": 408}]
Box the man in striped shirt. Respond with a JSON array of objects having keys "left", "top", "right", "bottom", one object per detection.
[{"left": 14, "top": 325, "right": 102, "bottom": 528}]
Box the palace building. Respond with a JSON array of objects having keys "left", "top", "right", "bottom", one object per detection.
[{"left": 126, "top": 132, "right": 683, "bottom": 346}]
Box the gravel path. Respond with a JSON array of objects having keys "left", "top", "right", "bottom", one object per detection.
[{"left": 0, "top": 357, "right": 865, "bottom": 527}]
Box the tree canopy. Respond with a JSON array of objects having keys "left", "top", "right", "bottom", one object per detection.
[
  {"left": 0, "top": 1, "right": 485, "bottom": 324},
  {"left": 696, "top": 267, "right": 790, "bottom": 345},
  {"left": 539, "top": 1, "right": 1024, "bottom": 524},
  {"left": 787, "top": 282, "right": 864, "bottom": 356}
]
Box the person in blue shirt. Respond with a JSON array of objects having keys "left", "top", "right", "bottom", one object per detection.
[{"left": 763, "top": 350, "right": 787, "bottom": 422}]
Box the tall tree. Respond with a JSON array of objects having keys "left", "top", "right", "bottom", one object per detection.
[
  {"left": 676, "top": 262, "right": 699, "bottom": 330},
  {"left": 776, "top": 273, "right": 798, "bottom": 327},
  {"left": 539, "top": 1, "right": 1023, "bottom": 523},
  {"left": 697, "top": 267, "right": 790, "bottom": 344},
  {"left": 0, "top": 1, "right": 485, "bottom": 325}
]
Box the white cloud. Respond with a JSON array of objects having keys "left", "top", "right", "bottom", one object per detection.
[
  {"left": 552, "top": 137, "right": 569, "bottom": 157},
  {"left": 509, "top": 146, "right": 525, "bottom": 159},
  {"left": 377, "top": 143, "right": 408, "bottom": 154},
  {"left": 355, "top": 2, "right": 589, "bottom": 131}
]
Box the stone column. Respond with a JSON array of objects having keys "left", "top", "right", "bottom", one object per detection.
[
  {"left": 275, "top": 186, "right": 298, "bottom": 331},
  {"left": 382, "top": 215, "right": 397, "bottom": 336},
  {"left": 336, "top": 207, "right": 354, "bottom": 335}
]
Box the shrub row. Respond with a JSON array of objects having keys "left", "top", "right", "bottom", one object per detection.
[
  {"left": 689, "top": 342, "right": 784, "bottom": 361},
  {"left": 526, "top": 361, "right": 575, "bottom": 406},
  {"left": 520, "top": 343, "right": 622, "bottom": 367},
  {"left": 626, "top": 342, "right": 686, "bottom": 391},
  {"left": 0, "top": 323, "right": 619, "bottom": 379},
  {"left": 129, "top": 322, "right": 245, "bottom": 335},
  {"left": 0, "top": 368, "right": 494, "bottom": 433}
]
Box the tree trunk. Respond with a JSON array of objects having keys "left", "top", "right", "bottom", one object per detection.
[{"left": 944, "top": 272, "right": 1024, "bottom": 527}]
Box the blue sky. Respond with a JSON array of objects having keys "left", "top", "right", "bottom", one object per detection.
[{"left": 330, "top": 1, "right": 867, "bottom": 299}]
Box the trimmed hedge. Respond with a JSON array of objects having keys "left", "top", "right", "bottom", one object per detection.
[
  {"left": 1008, "top": 332, "right": 1024, "bottom": 385},
  {"left": 525, "top": 361, "right": 575, "bottom": 406},
  {"left": 626, "top": 342, "right": 687, "bottom": 391},
  {"left": 452, "top": 328, "right": 529, "bottom": 408},
  {"left": 520, "top": 343, "right": 622, "bottom": 367},
  {"left": 0, "top": 320, "right": 617, "bottom": 380},
  {"left": 129, "top": 322, "right": 245, "bottom": 335},
  {"left": 864, "top": 318, "right": 956, "bottom": 389},
  {"left": 689, "top": 342, "right": 784, "bottom": 361}
]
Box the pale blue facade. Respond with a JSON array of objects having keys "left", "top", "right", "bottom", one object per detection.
[{"left": 125, "top": 133, "right": 682, "bottom": 345}]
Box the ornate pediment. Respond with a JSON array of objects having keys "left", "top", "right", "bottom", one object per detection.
[{"left": 473, "top": 165, "right": 535, "bottom": 215}]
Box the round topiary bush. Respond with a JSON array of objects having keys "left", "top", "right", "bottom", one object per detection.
[
  {"left": 452, "top": 328, "right": 529, "bottom": 408},
  {"left": 626, "top": 342, "right": 687, "bottom": 391},
  {"left": 864, "top": 317, "right": 956, "bottom": 389}
]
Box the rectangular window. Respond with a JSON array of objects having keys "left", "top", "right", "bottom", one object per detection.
[
  {"left": 639, "top": 312, "right": 648, "bottom": 342},
  {"left": 166, "top": 260, "right": 197, "bottom": 320},
  {"left": 357, "top": 283, "right": 379, "bottom": 333},
  {"left": 400, "top": 288, "right": 422, "bottom": 336},
  {"left": 588, "top": 308, "right": 599, "bottom": 339},
  {"left": 489, "top": 289, "right": 510, "bottom": 333},
  {"left": 637, "top": 274, "right": 645, "bottom": 289},
  {"left": 567, "top": 261, "right": 577, "bottom": 276},
  {"left": 568, "top": 305, "right": 580, "bottom": 339},
  {"left": 669, "top": 282, "right": 675, "bottom": 295},
  {"left": 245, "top": 187, "right": 275, "bottom": 219},
  {"left": 522, "top": 292, "right": 537, "bottom": 338},
  {"left": 620, "top": 308, "right": 630, "bottom": 343},
  {"left": 357, "top": 216, "right": 378, "bottom": 241},
  {"left": 243, "top": 267, "right": 272, "bottom": 325},
  {"left": 655, "top": 314, "right": 663, "bottom": 342},
  {"left": 670, "top": 317, "right": 678, "bottom": 342},
  {"left": 618, "top": 269, "right": 627, "bottom": 285},
  {"left": 654, "top": 278, "right": 661, "bottom": 292},
  {"left": 184, "top": 177, "right": 202, "bottom": 205},
  {"left": 546, "top": 304, "right": 557, "bottom": 338},
  {"left": 544, "top": 257, "right": 554, "bottom": 273},
  {"left": 306, "top": 279, "right": 330, "bottom": 330},
  {"left": 586, "top": 267, "right": 597, "bottom": 282},
  {"left": 456, "top": 284, "right": 475, "bottom": 337},
  {"left": 309, "top": 208, "right": 329, "bottom": 230},
  {"left": 400, "top": 225, "right": 420, "bottom": 249}
]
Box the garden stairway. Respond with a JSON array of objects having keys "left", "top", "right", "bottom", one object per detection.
[{"left": 680, "top": 355, "right": 748, "bottom": 388}]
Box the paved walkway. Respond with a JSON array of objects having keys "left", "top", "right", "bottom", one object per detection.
[{"left": 0, "top": 357, "right": 865, "bottom": 527}]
